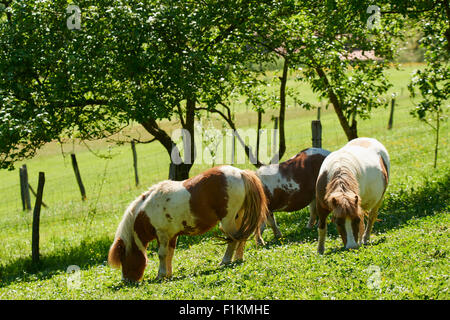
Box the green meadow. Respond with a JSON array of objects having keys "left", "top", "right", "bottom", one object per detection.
[{"left": 0, "top": 64, "right": 448, "bottom": 299}]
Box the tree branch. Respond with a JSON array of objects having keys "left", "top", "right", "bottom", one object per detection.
[
  {"left": 62, "top": 99, "right": 109, "bottom": 108},
  {"left": 195, "top": 105, "right": 263, "bottom": 167},
  {"left": 314, "top": 66, "right": 357, "bottom": 140},
  {"left": 134, "top": 137, "right": 157, "bottom": 144},
  {"left": 277, "top": 57, "right": 288, "bottom": 161},
  {"left": 176, "top": 102, "right": 185, "bottom": 128},
  {"left": 140, "top": 118, "right": 175, "bottom": 155}
]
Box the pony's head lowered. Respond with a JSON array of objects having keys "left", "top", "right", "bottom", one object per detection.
[
  {"left": 324, "top": 169, "right": 364, "bottom": 249},
  {"left": 108, "top": 194, "right": 156, "bottom": 282}
]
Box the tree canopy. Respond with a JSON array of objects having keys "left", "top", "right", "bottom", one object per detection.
[{"left": 1, "top": 0, "right": 447, "bottom": 176}]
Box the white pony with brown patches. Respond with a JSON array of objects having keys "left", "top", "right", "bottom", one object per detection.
[
  {"left": 315, "top": 138, "right": 390, "bottom": 254},
  {"left": 108, "top": 165, "right": 268, "bottom": 282}
]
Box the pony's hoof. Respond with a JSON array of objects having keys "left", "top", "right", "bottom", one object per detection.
[
  {"left": 256, "top": 238, "right": 266, "bottom": 246},
  {"left": 155, "top": 274, "right": 171, "bottom": 281},
  {"left": 122, "top": 278, "right": 140, "bottom": 285},
  {"left": 306, "top": 219, "right": 316, "bottom": 229},
  {"left": 362, "top": 235, "right": 370, "bottom": 245}
]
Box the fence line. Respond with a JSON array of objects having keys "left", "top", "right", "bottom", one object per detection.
[{"left": 0, "top": 103, "right": 425, "bottom": 223}]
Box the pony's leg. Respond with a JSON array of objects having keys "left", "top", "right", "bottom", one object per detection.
[
  {"left": 256, "top": 211, "right": 281, "bottom": 245},
  {"left": 317, "top": 206, "right": 330, "bottom": 255},
  {"left": 220, "top": 240, "right": 238, "bottom": 266},
  {"left": 255, "top": 221, "right": 266, "bottom": 245},
  {"left": 234, "top": 241, "right": 246, "bottom": 262},
  {"left": 363, "top": 201, "right": 382, "bottom": 245},
  {"left": 156, "top": 233, "right": 170, "bottom": 279},
  {"left": 166, "top": 235, "right": 178, "bottom": 278},
  {"left": 266, "top": 211, "right": 282, "bottom": 239},
  {"left": 358, "top": 214, "right": 366, "bottom": 245},
  {"left": 307, "top": 198, "right": 318, "bottom": 229},
  {"left": 317, "top": 221, "right": 327, "bottom": 255}
]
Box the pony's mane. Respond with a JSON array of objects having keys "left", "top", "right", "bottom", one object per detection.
[
  {"left": 114, "top": 196, "right": 144, "bottom": 251},
  {"left": 114, "top": 185, "right": 159, "bottom": 250},
  {"left": 108, "top": 195, "right": 143, "bottom": 268},
  {"left": 109, "top": 185, "right": 161, "bottom": 268},
  {"left": 324, "top": 167, "right": 361, "bottom": 218}
]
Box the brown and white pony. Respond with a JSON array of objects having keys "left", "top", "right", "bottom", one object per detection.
[
  {"left": 108, "top": 165, "right": 268, "bottom": 282},
  {"left": 255, "top": 147, "right": 331, "bottom": 244},
  {"left": 315, "top": 138, "right": 390, "bottom": 254}
]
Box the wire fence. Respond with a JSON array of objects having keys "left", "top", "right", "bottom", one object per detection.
[{"left": 0, "top": 100, "right": 431, "bottom": 231}]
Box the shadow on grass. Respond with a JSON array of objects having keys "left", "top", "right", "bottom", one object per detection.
[
  {"left": 1, "top": 172, "right": 448, "bottom": 286},
  {"left": 107, "top": 260, "right": 240, "bottom": 290},
  {"left": 0, "top": 236, "right": 113, "bottom": 287},
  {"left": 0, "top": 227, "right": 230, "bottom": 288},
  {"left": 374, "top": 173, "right": 450, "bottom": 233}
]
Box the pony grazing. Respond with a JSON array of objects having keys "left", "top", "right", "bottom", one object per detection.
[
  {"left": 108, "top": 165, "right": 268, "bottom": 282},
  {"left": 315, "top": 137, "right": 390, "bottom": 254},
  {"left": 255, "top": 147, "right": 330, "bottom": 244}
]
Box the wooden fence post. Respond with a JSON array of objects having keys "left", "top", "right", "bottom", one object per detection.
[
  {"left": 317, "top": 106, "right": 321, "bottom": 120},
  {"left": 311, "top": 120, "right": 322, "bottom": 148},
  {"left": 131, "top": 140, "right": 139, "bottom": 186},
  {"left": 19, "top": 167, "right": 25, "bottom": 210},
  {"left": 71, "top": 153, "right": 86, "bottom": 201},
  {"left": 388, "top": 98, "right": 395, "bottom": 130},
  {"left": 20, "top": 165, "right": 32, "bottom": 211},
  {"left": 256, "top": 110, "right": 262, "bottom": 163},
  {"left": 32, "top": 172, "right": 45, "bottom": 264},
  {"left": 272, "top": 116, "right": 279, "bottom": 154},
  {"left": 230, "top": 131, "right": 235, "bottom": 164}
]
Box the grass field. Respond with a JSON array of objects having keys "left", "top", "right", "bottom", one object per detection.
[{"left": 0, "top": 64, "right": 448, "bottom": 299}]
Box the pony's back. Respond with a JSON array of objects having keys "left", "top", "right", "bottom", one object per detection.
[
  {"left": 345, "top": 137, "right": 390, "bottom": 174},
  {"left": 320, "top": 138, "right": 389, "bottom": 176}
]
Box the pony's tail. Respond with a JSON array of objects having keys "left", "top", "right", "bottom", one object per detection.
[{"left": 230, "top": 170, "right": 268, "bottom": 242}]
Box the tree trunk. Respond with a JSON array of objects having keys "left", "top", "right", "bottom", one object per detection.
[
  {"left": 256, "top": 110, "right": 262, "bottom": 163},
  {"left": 168, "top": 162, "right": 191, "bottom": 181},
  {"left": 278, "top": 57, "right": 288, "bottom": 159},
  {"left": 168, "top": 98, "right": 196, "bottom": 181},
  {"left": 434, "top": 108, "right": 440, "bottom": 168},
  {"left": 141, "top": 98, "right": 196, "bottom": 182},
  {"left": 183, "top": 98, "right": 196, "bottom": 167},
  {"left": 349, "top": 120, "right": 358, "bottom": 140},
  {"left": 315, "top": 67, "right": 358, "bottom": 141},
  {"left": 141, "top": 119, "right": 190, "bottom": 181},
  {"left": 131, "top": 140, "right": 139, "bottom": 186}
]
